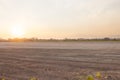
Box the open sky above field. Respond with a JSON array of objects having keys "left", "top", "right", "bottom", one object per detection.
[{"left": 0, "top": 0, "right": 120, "bottom": 39}]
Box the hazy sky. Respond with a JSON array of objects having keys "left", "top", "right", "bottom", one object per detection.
[{"left": 0, "top": 0, "right": 120, "bottom": 38}]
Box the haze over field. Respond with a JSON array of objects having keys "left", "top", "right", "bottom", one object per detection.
[
  {"left": 0, "top": 42, "right": 120, "bottom": 49},
  {"left": 0, "top": 0, "right": 120, "bottom": 38}
]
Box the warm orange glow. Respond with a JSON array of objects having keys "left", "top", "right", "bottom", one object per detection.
[{"left": 10, "top": 26, "right": 25, "bottom": 38}]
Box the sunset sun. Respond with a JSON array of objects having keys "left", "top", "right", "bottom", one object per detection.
[{"left": 10, "top": 26, "right": 25, "bottom": 38}]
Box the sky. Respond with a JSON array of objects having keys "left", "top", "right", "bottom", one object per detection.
[{"left": 0, "top": 0, "right": 120, "bottom": 39}]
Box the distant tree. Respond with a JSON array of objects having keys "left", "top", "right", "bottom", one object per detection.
[{"left": 103, "top": 37, "right": 110, "bottom": 40}]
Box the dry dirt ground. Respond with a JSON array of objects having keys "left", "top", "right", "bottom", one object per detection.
[{"left": 0, "top": 43, "right": 120, "bottom": 80}]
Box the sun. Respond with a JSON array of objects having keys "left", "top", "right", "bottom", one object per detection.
[{"left": 10, "top": 26, "right": 25, "bottom": 38}]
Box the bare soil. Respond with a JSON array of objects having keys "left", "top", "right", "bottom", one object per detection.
[{"left": 0, "top": 42, "right": 120, "bottom": 80}]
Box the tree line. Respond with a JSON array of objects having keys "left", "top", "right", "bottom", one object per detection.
[{"left": 0, "top": 37, "right": 120, "bottom": 42}]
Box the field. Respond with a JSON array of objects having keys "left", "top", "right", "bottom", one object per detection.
[{"left": 0, "top": 42, "right": 120, "bottom": 80}]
